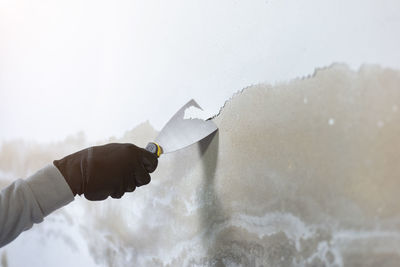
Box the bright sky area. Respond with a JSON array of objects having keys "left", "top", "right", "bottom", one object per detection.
[{"left": 0, "top": 0, "right": 399, "bottom": 142}]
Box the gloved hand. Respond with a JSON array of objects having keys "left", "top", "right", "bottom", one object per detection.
[{"left": 53, "top": 143, "right": 158, "bottom": 200}]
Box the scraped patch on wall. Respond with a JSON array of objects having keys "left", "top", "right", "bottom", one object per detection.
[{"left": 1, "top": 64, "right": 400, "bottom": 266}]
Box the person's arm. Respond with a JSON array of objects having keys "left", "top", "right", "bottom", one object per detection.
[
  {"left": 0, "top": 143, "right": 158, "bottom": 248},
  {"left": 0, "top": 164, "right": 74, "bottom": 247}
]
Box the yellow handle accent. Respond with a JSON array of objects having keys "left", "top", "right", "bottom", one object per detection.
[{"left": 154, "top": 142, "right": 163, "bottom": 157}]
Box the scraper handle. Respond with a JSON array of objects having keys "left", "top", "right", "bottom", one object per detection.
[{"left": 145, "top": 142, "right": 163, "bottom": 158}]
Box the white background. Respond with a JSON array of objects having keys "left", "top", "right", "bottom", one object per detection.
[{"left": 1, "top": 0, "right": 399, "bottom": 143}]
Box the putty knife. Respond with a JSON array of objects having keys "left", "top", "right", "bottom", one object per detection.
[{"left": 145, "top": 99, "right": 218, "bottom": 157}]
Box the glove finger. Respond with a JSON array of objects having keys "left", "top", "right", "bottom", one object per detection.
[
  {"left": 125, "top": 175, "right": 136, "bottom": 192},
  {"left": 110, "top": 181, "right": 126, "bottom": 199},
  {"left": 111, "top": 191, "right": 125, "bottom": 199},
  {"left": 84, "top": 191, "right": 108, "bottom": 201},
  {"left": 141, "top": 148, "right": 158, "bottom": 173},
  {"left": 135, "top": 166, "right": 151, "bottom": 187}
]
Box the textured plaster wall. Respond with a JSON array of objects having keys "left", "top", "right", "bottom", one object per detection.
[{"left": 1, "top": 64, "right": 400, "bottom": 266}]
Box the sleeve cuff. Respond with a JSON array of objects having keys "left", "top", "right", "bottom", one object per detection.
[{"left": 26, "top": 164, "right": 75, "bottom": 217}]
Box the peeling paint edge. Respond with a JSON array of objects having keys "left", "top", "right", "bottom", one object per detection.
[{"left": 208, "top": 62, "right": 399, "bottom": 121}]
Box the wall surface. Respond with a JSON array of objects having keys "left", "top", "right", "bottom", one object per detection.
[{"left": 1, "top": 64, "right": 400, "bottom": 266}]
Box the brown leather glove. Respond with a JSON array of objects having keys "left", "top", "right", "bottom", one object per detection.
[{"left": 53, "top": 143, "right": 158, "bottom": 200}]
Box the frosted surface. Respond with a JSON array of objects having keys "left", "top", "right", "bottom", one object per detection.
[{"left": 1, "top": 64, "right": 400, "bottom": 266}]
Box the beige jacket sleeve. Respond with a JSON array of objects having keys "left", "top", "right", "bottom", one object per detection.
[{"left": 0, "top": 164, "right": 74, "bottom": 247}]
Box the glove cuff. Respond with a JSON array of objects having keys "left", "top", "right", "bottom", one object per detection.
[{"left": 53, "top": 154, "right": 84, "bottom": 196}]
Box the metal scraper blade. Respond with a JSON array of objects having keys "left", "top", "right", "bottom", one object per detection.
[{"left": 155, "top": 99, "right": 218, "bottom": 154}]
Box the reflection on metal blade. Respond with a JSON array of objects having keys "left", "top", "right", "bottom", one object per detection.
[{"left": 155, "top": 99, "right": 218, "bottom": 154}]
